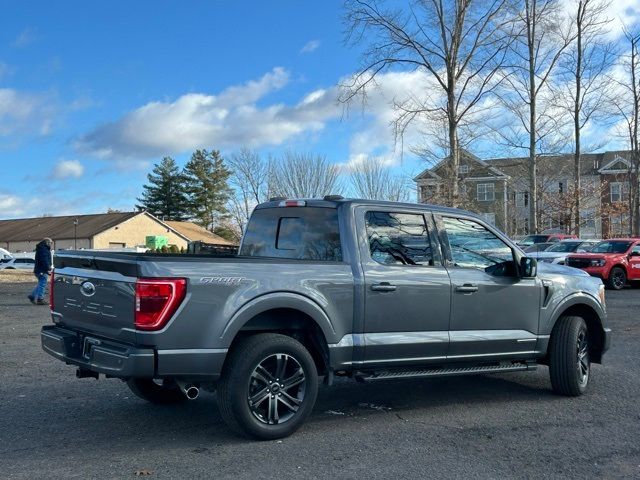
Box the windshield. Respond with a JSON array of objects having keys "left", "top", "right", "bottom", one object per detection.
[
  {"left": 546, "top": 242, "right": 582, "bottom": 253},
  {"left": 591, "top": 241, "right": 632, "bottom": 254},
  {"left": 519, "top": 235, "right": 548, "bottom": 246}
]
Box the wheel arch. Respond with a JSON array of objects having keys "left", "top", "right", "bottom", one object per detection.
[
  {"left": 220, "top": 293, "right": 335, "bottom": 376},
  {"left": 548, "top": 300, "right": 606, "bottom": 364},
  {"left": 608, "top": 263, "right": 627, "bottom": 278}
]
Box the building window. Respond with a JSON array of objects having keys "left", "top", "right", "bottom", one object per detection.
[
  {"left": 477, "top": 183, "right": 495, "bottom": 202},
  {"left": 421, "top": 185, "right": 438, "bottom": 201},
  {"left": 459, "top": 183, "right": 468, "bottom": 196},
  {"left": 515, "top": 192, "right": 528, "bottom": 207},
  {"left": 478, "top": 212, "right": 496, "bottom": 225},
  {"left": 458, "top": 165, "right": 469, "bottom": 174},
  {"left": 610, "top": 182, "right": 628, "bottom": 203}
]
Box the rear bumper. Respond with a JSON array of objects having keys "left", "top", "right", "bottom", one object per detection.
[
  {"left": 41, "top": 325, "right": 227, "bottom": 380},
  {"left": 41, "top": 325, "right": 155, "bottom": 377}
]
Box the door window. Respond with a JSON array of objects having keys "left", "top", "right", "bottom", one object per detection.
[
  {"left": 441, "top": 217, "right": 514, "bottom": 273},
  {"left": 365, "top": 211, "right": 434, "bottom": 266}
]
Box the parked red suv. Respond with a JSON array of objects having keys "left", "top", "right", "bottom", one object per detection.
[{"left": 566, "top": 238, "right": 640, "bottom": 290}]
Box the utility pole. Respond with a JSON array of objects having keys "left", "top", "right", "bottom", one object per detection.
[{"left": 73, "top": 219, "right": 78, "bottom": 249}]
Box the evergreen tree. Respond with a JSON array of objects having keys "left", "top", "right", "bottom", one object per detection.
[
  {"left": 136, "top": 157, "right": 190, "bottom": 221},
  {"left": 183, "top": 149, "right": 232, "bottom": 231}
]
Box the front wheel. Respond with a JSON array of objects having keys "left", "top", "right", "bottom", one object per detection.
[
  {"left": 548, "top": 315, "right": 590, "bottom": 396},
  {"left": 217, "top": 333, "right": 319, "bottom": 440},
  {"left": 607, "top": 267, "right": 626, "bottom": 290}
]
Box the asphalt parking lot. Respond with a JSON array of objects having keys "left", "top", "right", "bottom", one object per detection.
[{"left": 1, "top": 273, "right": 639, "bottom": 479}]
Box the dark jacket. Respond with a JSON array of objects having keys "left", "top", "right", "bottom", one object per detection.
[{"left": 34, "top": 241, "right": 52, "bottom": 274}]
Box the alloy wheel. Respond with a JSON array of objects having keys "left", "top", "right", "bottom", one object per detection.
[
  {"left": 576, "top": 330, "right": 589, "bottom": 388},
  {"left": 247, "top": 353, "right": 306, "bottom": 425}
]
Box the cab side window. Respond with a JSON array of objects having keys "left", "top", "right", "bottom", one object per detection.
[
  {"left": 442, "top": 217, "right": 513, "bottom": 271},
  {"left": 365, "top": 211, "right": 434, "bottom": 266},
  {"left": 631, "top": 244, "right": 640, "bottom": 255}
]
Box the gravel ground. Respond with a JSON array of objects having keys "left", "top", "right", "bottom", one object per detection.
[{"left": 0, "top": 280, "right": 638, "bottom": 479}]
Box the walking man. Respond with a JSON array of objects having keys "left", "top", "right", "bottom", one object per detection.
[{"left": 28, "top": 238, "right": 53, "bottom": 305}]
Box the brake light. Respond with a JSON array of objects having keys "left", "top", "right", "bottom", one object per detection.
[
  {"left": 50, "top": 270, "right": 55, "bottom": 311},
  {"left": 135, "top": 278, "right": 186, "bottom": 330},
  {"left": 278, "top": 200, "right": 306, "bottom": 207}
]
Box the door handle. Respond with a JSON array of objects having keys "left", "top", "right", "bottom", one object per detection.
[
  {"left": 371, "top": 282, "right": 397, "bottom": 292},
  {"left": 455, "top": 283, "right": 478, "bottom": 294}
]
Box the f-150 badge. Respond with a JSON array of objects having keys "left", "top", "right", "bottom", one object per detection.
[{"left": 199, "top": 276, "right": 246, "bottom": 285}]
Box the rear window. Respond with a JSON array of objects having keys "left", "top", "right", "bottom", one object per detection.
[{"left": 240, "top": 207, "right": 342, "bottom": 261}]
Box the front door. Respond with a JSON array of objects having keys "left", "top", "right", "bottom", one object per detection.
[
  {"left": 436, "top": 215, "right": 542, "bottom": 359},
  {"left": 628, "top": 243, "right": 640, "bottom": 280},
  {"left": 358, "top": 208, "right": 451, "bottom": 367}
]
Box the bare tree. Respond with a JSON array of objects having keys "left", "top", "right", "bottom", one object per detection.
[
  {"left": 271, "top": 152, "right": 343, "bottom": 198},
  {"left": 497, "top": 0, "right": 575, "bottom": 233},
  {"left": 612, "top": 28, "right": 640, "bottom": 236},
  {"left": 555, "top": 0, "right": 614, "bottom": 236},
  {"left": 349, "top": 157, "right": 413, "bottom": 201},
  {"left": 227, "top": 147, "right": 273, "bottom": 233},
  {"left": 342, "top": 0, "right": 512, "bottom": 207}
]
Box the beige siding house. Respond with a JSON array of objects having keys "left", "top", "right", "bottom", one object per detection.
[{"left": 0, "top": 211, "right": 228, "bottom": 253}]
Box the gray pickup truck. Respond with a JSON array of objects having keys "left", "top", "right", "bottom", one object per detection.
[{"left": 42, "top": 197, "right": 611, "bottom": 439}]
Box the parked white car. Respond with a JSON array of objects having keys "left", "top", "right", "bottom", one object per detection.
[
  {"left": 530, "top": 239, "right": 600, "bottom": 265},
  {"left": 0, "top": 257, "right": 36, "bottom": 270}
]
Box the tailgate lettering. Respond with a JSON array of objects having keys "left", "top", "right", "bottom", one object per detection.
[{"left": 64, "top": 297, "right": 116, "bottom": 318}]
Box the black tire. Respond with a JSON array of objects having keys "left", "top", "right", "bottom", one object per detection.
[
  {"left": 607, "top": 266, "right": 626, "bottom": 290},
  {"left": 548, "top": 315, "right": 590, "bottom": 396},
  {"left": 127, "top": 378, "right": 187, "bottom": 404},
  {"left": 217, "top": 333, "right": 319, "bottom": 440}
]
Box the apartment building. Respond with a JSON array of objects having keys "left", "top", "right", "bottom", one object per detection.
[{"left": 414, "top": 149, "right": 636, "bottom": 238}]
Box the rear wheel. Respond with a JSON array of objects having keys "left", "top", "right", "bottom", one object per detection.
[
  {"left": 548, "top": 315, "right": 590, "bottom": 396},
  {"left": 126, "top": 378, "right": 187, "bottom": 404},
  {"left": 607, "top": 267, "right": 626, "bottom": 290},
  {"left": 217, "top": 333, "right": 319, "bottom": 440}
]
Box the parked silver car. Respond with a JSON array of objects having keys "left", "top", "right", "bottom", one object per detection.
[{"left": 530, "top": 239, "right": 600, "bottom": 265}]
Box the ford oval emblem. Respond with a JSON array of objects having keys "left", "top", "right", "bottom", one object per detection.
[{"left": 80, "top": 281, "right": 96, "bottom": 297}]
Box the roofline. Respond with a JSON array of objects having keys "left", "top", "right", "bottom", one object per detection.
[
  {"left": 139, "top": 211, "right": 192, "bottom": 242},
  {"left": 255, "top": 197, "right": 478, "bottom": 218}
]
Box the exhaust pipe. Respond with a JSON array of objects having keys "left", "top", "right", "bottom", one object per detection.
[{"left": 177, "top": 382, "right": 199, "bottom": 400}]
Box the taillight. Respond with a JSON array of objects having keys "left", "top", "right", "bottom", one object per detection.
[
  {"left": 49, "top": 270, "right": 55, "bottom": 311},
  {"left": 134, "top": 278, "right": 186, "bottom": 330}
]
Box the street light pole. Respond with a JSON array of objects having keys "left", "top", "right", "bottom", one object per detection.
[{"left": 73, "top": 219, "right": 78, "bottom": 249}]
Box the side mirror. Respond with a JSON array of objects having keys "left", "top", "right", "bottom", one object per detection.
[
  {"left": 520, "top": 257, "right": 537, "bottom": 278},
  {"left": 629, "top": 251, "right": 640, "bottom": 257}
]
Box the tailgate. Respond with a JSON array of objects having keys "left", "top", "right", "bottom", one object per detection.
[{"left": 52, "top": 254, "right": 138, "bottom": 344}]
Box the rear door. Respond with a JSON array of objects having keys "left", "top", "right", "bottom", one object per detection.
[
  {"left": 436, "top": 215, "right": 542, "bottom": 359},
  {"left": 358, "top": 207, "right": 451, "bottom": 367},
  {"left": 52, "top": 254, "right": 138, "bottom": 344}
]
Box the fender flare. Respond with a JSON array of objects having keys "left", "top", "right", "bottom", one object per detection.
[
  {"left": 545, "top": 291, "right": 605, "bottom": 334},
  {"left": 219, "top": 292, "right": 337, "bottom": 347}
]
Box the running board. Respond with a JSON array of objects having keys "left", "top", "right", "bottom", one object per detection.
[{"left": 355, "top": 362, "right": 536, "bottom": 382}]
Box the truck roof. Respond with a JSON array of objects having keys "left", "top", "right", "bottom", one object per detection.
[{"left": 255, "top": 197, "right": 471, "bottom": 217}]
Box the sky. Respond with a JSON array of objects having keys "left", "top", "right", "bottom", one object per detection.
[{"left": 1, "top": 0, "right": 640, "bottom": 219}]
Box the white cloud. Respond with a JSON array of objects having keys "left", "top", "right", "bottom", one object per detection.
[
  {"left": 77, "top": 67, "right": 341, "bottom": 161},
  {"left": 0, "top": 88, "right": 56, "bottom": 137},
  {"left": 12, "top": 27, "right": 37, "bottom": 48},
  {"left": 300, "top": 39, "right": 320, "bottom": 54},
  {"left": 0, "top": 194, "right": 22, "bottom": 213},
  {"left": 51, "top": 160, "right": 84, "bottom": 179}
]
